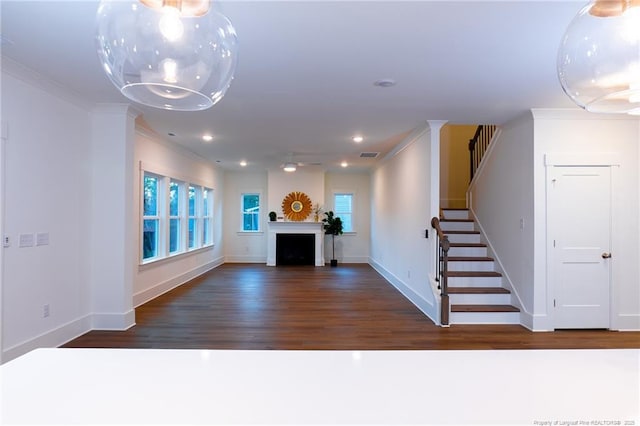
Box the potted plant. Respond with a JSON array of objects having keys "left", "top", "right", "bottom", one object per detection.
[
  {"left": 269, "top": 211, "right": 277, "bottom": 222},
  {"left": 322, "top": 210, "right": 343, "bottom": 267}
]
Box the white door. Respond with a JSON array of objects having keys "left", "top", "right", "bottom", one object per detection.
[{"left": 549, "top": 166, "right": 611, "bottom": 329}]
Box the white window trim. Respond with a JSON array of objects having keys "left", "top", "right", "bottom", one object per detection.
[
  {"left": 240, "top": 191, "right": 263, "bottom": 233},
  {"left": 140, "top": 162, "right": 216, "bottom": 266},
  {"left": 332, "top": 190, "right": 357, "bottom": 234}
]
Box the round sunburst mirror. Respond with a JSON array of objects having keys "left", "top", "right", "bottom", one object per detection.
[{"left": 282, "top": 191, "right": 312, "bottom": 221}]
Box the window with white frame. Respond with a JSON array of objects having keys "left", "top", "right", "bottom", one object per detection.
[
  {"left": 140, "top": 167, "right": 214, "bottom": 264},
  {"left": 143, "top": 173, "right": 161, "bottom": 260},
  {"left": 334, "top": 192, "right": 354, "bottom": 232},
  {"left": 241, "top": 193, "right": 260, "bottom": 232},
  {"left": 169, "top": 179, "right": 182, "bottom": 254},
  {"left": 188, "top": 185, "right": 198, "bottom": 249},
  {"left": 202, "top": 188, "right": 213, "bottom": 245}
]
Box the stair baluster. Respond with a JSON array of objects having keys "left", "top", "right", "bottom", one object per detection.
[
  {"left": 431, "top": 217, "right": 450, "bottom": 326},
  {"left": 468, "top": 124, "right": 497, "bottom": 181}
]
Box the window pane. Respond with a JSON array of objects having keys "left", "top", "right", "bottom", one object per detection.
[
  {"left": 189, "top": 186, "right": 196, "bottom": 216},
  {"left": 335, "top": 194, "right": 352, "bottom": 214},
  {"left": 188, "top": 218, "right": 196, "bottom": 248},
  {"left": 143, "top": 219, "right": 158, "bottom": 259},
  {"left": 203, "top": 219, "right": 211, "bottom": 244},
  {"left": 169, "top": 218, "right": 180, "bottom": 253},
  {"left": 242, "top": 194, "right": 260, "bottom": 231},
  {"left": 334, "top": 193, "right": 353, "bottom": 232},
  {"left": 169, "top": 181, "right": 180, "bottom": 216},
  {"left": 143, "top": 175, "right": 158, "bottom": 216},
  {"left": 340, "top": 214, "right": 353, "bottom": 232},
  {"left": 203, "top": 189, "right": 209, "bottom": 216}
]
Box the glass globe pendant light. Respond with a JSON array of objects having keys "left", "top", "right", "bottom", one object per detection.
[
  {"left": 557, "top": 0, "right": 640, "bottom": 115},
  {"left": 96, "top": 0, "right": 238, "bottom": 111}
]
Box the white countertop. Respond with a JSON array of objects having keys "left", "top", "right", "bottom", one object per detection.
[{"left": 1, "top": 348, "right": 638, "bottom": 424}]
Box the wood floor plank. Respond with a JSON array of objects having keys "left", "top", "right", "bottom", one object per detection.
[{"left": 64, "top": 264, "right": 640, "bottom": 350}]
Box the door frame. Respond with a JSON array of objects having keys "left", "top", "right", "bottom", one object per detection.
[
  {"left": 544, "top": 153, "right": 621, "bottom": 330},
  {"left": 0, "top": 121, "right": 6, "bottom": 364}
]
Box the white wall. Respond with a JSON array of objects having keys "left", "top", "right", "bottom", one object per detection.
[
  {"left": 440, "top": 124, "right": 476, "bottom": 208},
  {"left": 223, "top": 171, "right": 268, "bottom": 263},
  {"left": 370, "top": 125, "right": 438, "bottom": 323},
  {"left": 470, "top": 109, "right": 640, "bottom": 331},
  {"left": 469, "top": 113, "right": 535, "bottom": 324},
  {"left": 324, "top": 172, "right": 370, "bottom": 263},
  {"left": 133, "top": 131, "right": 224, "bottom": 306},
  {"left": 223, "top": 169, "right": 372, "bottom": 264},
  {"left": 267, "top": 169, "right": 325, "bottom": 216},
  {"left": 532, "top": 109, "right": 640, "bottom": 331},
  {"left": 1, "top": 63, "right": 93, "bottom": 361}
]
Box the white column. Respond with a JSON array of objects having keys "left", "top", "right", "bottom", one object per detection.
[
  {"left": 89, "top": 104, "right": 139, "bottom": 329},
  {"left": 428, "top": 120, "right": 448, "bottom": 221}
]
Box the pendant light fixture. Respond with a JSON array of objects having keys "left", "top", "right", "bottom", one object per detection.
[
  {"left": 96, "top": 0, "right": 238, "bottom": 111},
  {"left": 557, "top": 0, "right": 640, "bottom": 115}
]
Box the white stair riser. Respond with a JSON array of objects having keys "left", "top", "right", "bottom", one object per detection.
[
  {"left": 449, "top": 311, "right": 520, "bottom": 325},
  {"left": 447, "top": 276, "right": 503, "bottom": 287},
  {"left": 444, "top": 234, "right": 481, "bottom": 244},
  {"left": 440, "top": 221, "right": 475, "bottom": 232},
  {"left": 442, "top": 210, "right": 469, "bottom": 220},
  {"left": 448, "top": 246, "right": 487, "bottom": 257},
  {"left": 448, "top": 261, "right": 495, "bottom": 271},
  {"left": 449, "top": 293, "right": 512, "bottom": 305}
]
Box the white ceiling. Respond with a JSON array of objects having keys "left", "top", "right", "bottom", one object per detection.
[{"left": 0, "top": 0, "right": 584, "bottom": 172}]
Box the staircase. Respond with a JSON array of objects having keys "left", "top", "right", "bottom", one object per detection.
[{"left": 440, "top": 208, "right": 520, "bottom": 324}]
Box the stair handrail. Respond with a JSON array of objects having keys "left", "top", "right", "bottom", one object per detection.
[
  {"left": 468, "top": 124, "right": 497, "bottom": 181},
  {"left": 431, "top": 217, "right": 450, "bottom": 326}
]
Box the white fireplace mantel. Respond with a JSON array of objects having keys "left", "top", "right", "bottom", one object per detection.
[{"left": 267, "top": 222, "right": 325, "bottom": 266}]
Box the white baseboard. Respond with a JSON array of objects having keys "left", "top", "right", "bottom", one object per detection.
[
  {"left": 92, "top": 310, "right": 136, "bottom": 331},
  {"left": 2, "top": 315, "right": 93, "bottom": 364},
  {"left": 339, "top": 256, "right": 369, "bottom": 264},
  {"left": 133, "top": 257, "right": 224, "bottom": 307},
  {"left": 224, "top": 256, "right": 267, "bottom": 263},
  {"left": 368, "top": 258, "right": 437, "bottom": 325}
]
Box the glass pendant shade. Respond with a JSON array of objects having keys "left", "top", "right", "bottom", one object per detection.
[
  {"left": 557, "top": 0, "right": 640, "bottom": 114},
  {"left": 96, "top": 0, "right": 238, "bottom": 111}
]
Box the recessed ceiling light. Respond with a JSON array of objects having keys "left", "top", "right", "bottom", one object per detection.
[
  {"left": 202, "top": 134, "right": 213, "bottom": 142},
  {"left": 352, "top": 135, "right": 364, "bottom": 143},
  {"left": 373, "top": 79, "right": 396, "bottom": 88},
  {"left": 341, "top": 161, "right": 348, "bottom": 168},
  {"left": 240, "top": 160, "right": 247, "bottom": 167}
]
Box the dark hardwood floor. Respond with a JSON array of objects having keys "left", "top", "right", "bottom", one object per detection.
[{"left": 65, "top": 263, "right": 640, "bottom": 350}]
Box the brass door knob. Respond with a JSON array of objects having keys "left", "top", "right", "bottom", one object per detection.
[{"left": 601, "top": 252, "right": 612, "bottom": 259}]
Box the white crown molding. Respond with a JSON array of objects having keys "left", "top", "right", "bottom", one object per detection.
[{"left": 1, "top": 55, "right": 93, "bottom": 110}]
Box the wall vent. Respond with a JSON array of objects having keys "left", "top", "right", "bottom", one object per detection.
[{"left": 359, "top": 152, "right": 379, "bottom": 158}]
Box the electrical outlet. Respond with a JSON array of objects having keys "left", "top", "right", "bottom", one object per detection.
[
  {"left": 3, "top": 235, "right": 9, "bottom": 248},
  {"left": 43, "top": 304, "right": 50, "bottom": 318}
]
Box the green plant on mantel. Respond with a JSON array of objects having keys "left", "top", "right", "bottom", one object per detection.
[{"left": 322, "top": 211, "right": 343, "bottom": 267}]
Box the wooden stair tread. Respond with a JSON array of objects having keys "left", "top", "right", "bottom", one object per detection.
[
  {"left": 440, "top": 218, "right": 474, "bottom": 223},
  {"left": 442, "top": 208, "right": 469, "bottom": 211},
  {"left": 451, "top": 304, "right": 520, "bottom": 313},
  {"left": 448, "top": 287, "right": 510, "bottom": 294},
  {"left": 446, "top": 271, "right": 502, "bottom": 277},
  {"left": 443, "top": 230, "right": 480, "bottom": 234},
  {"left": 449, "top": 243, "right": 487, "bottom": 248},
  {"left": 447, "top": 256, "right": 494, "bottom": 262}
]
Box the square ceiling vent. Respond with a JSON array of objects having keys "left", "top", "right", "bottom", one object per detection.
[{"left": 359, "top": 152, "right": 379, "bottom": 158}]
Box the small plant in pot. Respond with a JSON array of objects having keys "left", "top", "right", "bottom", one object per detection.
[
  {"left": 322, "top": 210, "right": 343, "bottom": 267},
  {"left": 269, "top": 211, "right": 277, "bottom": 221}
]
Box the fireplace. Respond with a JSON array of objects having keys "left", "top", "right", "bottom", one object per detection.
[
  {"left": 267, "top": 222, "right": 325, "bottom": 266},
  {"left": 276, "top": 233, "right": 315, "bottom": 266}
]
